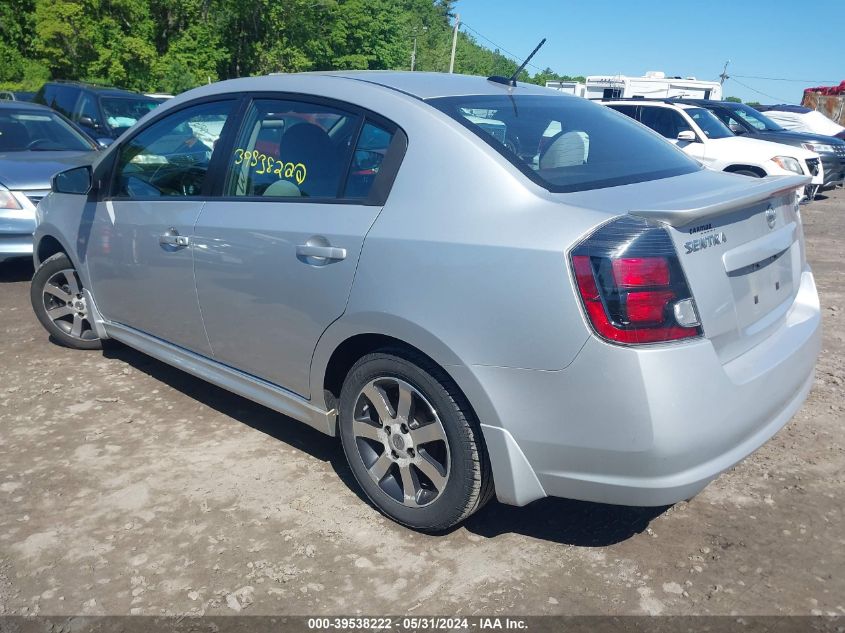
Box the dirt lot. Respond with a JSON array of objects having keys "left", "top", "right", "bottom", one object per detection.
[{"left": 0, "top": 189, "right": 843, "bottom": 618}]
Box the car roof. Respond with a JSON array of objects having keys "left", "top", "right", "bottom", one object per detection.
[
  {"left": 317, "top": 71, "right": 558, "bottom": 99},
  {"left": 199, "top": 71, "right": 562, "bottom": 101},
  {"left": 603, "top": 99, "right": 697, "bottom": 110},
  {"left": 0, "top": 100, "right": 58, "bottom": 112},
  {"left": 43, "top": 81, "right": 156, "bottom": 100},
  {"left": 755, "top": 104, "right": 812, "bottom": 114}
]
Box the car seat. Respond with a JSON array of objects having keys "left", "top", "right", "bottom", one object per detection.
[
  {"left": 274, "top": 122, "right": 342, "bottom": 197},
  {"left": 539, "top": 130, "right": 590, "bottom": 169}
]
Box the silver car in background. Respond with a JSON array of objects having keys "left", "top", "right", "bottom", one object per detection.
[
  {"left": 0, "top": 101, "right": 98, "bottom": 262},
  {"left": 29, "top": 73, "right": 821, "bottom": 530}
]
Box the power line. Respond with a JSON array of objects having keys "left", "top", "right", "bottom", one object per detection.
[
  {"left": 459, "top": 21, "right": 546, "bottom": 73},
  {"left": 733, "top": 74, "right": 840, "bottom": 84},
  {"left": 729, "top": 77, "right": 791, "bottom": 103}
]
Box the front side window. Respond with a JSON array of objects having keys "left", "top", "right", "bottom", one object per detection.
[
  {"left": 225, "top": 99, "right": 360, "bottom": 199},
  {"left": 638, "top": 106, "right": 693, "bottom": 139},
  {"left": 732, "top": 104, "right": 783, "bottom": 131},
  {"left": 685, "top": 108, "right": 733, "bottom": 139},
  {"left": 429, "top": 95, "right": 699, "bottom": 193},
  {"left": 114, "top": 100, "right": 233, "bottom": 198}
]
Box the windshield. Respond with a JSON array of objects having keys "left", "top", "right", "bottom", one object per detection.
[
  {"left": 731, "top": 104, "right": 784, "bottom": 131},
  {"left": 686, "top": 108, "right": 733, "bottom": 139},
  {"left": 101, "top": 97, "right": 159, "bottom": 132},
  {"left": 428, "top": 95, "right": 699, "bottom": 193},
  {"left": 0, "top": 108, "right": 95, "bottom": 152}
]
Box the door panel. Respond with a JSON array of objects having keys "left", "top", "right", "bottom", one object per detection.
[
  {"left": 191, "top": 98, "right": 398, "bottom": 398},
  {"left": 86, "top": 98, "right": 236, "bottom": 355},
  {"left": 87, "top": 200, "right": 211, "bottom": 354},
  {"left": 193, "top": 201, "right": 381, "bottom": 397}
]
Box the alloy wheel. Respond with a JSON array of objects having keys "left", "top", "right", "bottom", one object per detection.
[
  {"left": 40, "top": 269, "right": 97, "bottom": 341},
  {"left": 352, "top": 377, "right": 450, "bottom": 508}
]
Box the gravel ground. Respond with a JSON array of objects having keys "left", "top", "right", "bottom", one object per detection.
[{"left": 0, "top": 188, "right": 843, "bottom": 618}]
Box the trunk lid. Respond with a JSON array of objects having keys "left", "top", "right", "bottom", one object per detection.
[{"left": 561, "top": 170, "right": 809, "bottom": 362}]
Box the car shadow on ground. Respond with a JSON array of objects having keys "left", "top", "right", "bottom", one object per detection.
[
  {"left": 0, "top": 259, "right": 34, "bottom": 283},
  {"left": 102, "top": 343, "right": 668, "bottom": 547}
]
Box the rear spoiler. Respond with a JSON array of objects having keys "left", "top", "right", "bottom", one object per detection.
[{"left": 629, "top": 174, "right": 809, "bottom": 227}]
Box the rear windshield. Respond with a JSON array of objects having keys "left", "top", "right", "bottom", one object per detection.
[{"left": 428, "top": 95, "right": 700, "bottom": 193}]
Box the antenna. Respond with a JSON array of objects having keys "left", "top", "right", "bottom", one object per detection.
[{"left": 488, "top": 38, "right": 547, "bottom": 87}]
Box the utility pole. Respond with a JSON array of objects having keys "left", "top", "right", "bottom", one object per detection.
[
  {"left": 449, "top": 14, "right": 460, "bottom": 74},
  {"left": 411, "top": 33, "right": 418, "bottom": 71},
  {"left": 719, "top": 60, "right": 730, "bottom": 86},
  {"left": 410, "top": 26, "right": 427, "bottom": 71}
]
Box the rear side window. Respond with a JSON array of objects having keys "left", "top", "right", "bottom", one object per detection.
[
  {"left": 113, "top": 100, "right": 233, "bottom": 198},
  {"left": 428, "top": 95, "right": 699, "bottom": 193},
  {"left": 225, "top": 99, "right": 360, "bottom": 199},
  {"left": 47, "top": 85, "right": 80, "bottom": 118}
]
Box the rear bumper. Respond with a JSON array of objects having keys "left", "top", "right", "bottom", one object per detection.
[{"left": 472, "top": 268, "right": 821, "bottom": 507}]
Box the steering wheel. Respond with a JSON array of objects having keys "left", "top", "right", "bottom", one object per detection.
[{"left": 26, "top": 138, "right": 52, "bottom": 150}]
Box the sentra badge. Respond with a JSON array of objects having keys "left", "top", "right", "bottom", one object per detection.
[{"left": 684, "top": 231, "right": 727, "bottom": 254}]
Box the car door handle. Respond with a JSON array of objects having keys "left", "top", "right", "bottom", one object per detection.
[
  {"left": 296, "top": 244, "right": 347, "bottom": 261},
  {"left": 159, "top": 229, "right": 190, "bottom": 247}
]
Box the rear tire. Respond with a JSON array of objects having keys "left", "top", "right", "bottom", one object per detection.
[
  {"left": 30, "top": 253, "right": 102, "bottom": 350},
  {"left": 338, "top": 349, "right": 493, "bottom": 531}
]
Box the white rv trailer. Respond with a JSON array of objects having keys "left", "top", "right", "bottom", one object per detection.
[
  {"left": 544, "top": 80, "right": 586, "bottom": 97},
  {"left": 583, "top": 71, "right": 722, "bottom": 100}
]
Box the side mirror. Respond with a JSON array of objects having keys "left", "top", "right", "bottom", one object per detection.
[
  {"left": 676, "top": 130, "right": 697, "bottom": 142},
  {"left": 96, "top": 137, "right": 113, "bottom": 148},
  {"left": 52, "top": 165, "right": 93, "bottom": 195},
  {"left": 79, "top": 116, "right": 99, "bottom": 129},
  {"left": 729, "top": 123, "right": 745, "bottom": 135}
]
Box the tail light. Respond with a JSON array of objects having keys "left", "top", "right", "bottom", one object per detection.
[{"left": 570, "top": 216, "right": 702, "bottom": 345}]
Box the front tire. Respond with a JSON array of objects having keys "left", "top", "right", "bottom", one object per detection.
[
  {"left": 30, "top": 252, "right": 102, "bottom": 350},
  {"left": 339, "top": 349, "right": 493, "bottom": 531}
]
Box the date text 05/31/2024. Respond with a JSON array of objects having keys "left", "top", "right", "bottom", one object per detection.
[{"left": 306, "top": 617, "right": 529, "bottom": 630}]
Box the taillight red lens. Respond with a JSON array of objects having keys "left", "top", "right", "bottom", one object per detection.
[
  {"left": 571, "top": 217, "right": 701, "bottom": 345},
  {"left": 612, "top": 257, "right": 670, "bottom": 288},
  {"left": 625, "top": 290, "right": 675, "bottom": 324}
]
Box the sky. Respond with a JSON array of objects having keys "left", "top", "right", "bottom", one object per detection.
[{"left": 452, "top": 0, "right": 845, "bottom": 104}]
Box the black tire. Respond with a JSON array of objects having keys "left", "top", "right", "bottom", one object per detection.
[
  {"left": 339, "top": 348, "right": 494, "bottom": 531},
  {"left": 30, "top": 252, "right": 102, "bottom": 350}
]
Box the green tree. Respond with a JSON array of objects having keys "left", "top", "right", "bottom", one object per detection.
[
  {"left": 4, "top": 0, "right": 584, "bottom": 96},
  {"left": 725, "top": 96, "right": 742, "bottom": 103}
]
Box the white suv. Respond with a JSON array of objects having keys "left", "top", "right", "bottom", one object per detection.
[{"left": 605, "top": 100, "right": 823, "bottom": 199}]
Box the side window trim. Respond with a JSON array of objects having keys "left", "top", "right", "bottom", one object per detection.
[
  {"left": 336, "top": 115, "right": 366, "bottom": 198},
  {"left": 104, "top": 95, "right": 241, "bottom": 200}
]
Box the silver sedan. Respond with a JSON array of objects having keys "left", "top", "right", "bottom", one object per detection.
[
  {"left": 0, "top": 102, "right": 97, "bottom": 262},
  {"left": 29, "top": 72, "right": 821, "bottom": 530}
]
